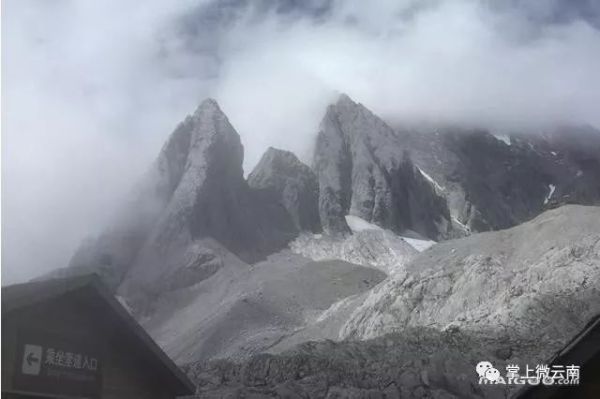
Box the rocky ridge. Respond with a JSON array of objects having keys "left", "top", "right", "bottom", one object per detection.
[
  {"left": 393, "top": 124, "right": 600, "bottom": 232},
  {"left": 248, "top": 147, "right": 321, "bottom": 234},
  {"left": 314, "top": 95, "right": 453, "bottom": 240},
  {"left": 56, "top": 94, "right": 600, "bottom": 399},
  {"left": 184, "top": 205, "right": 600, "bottom": 398}
]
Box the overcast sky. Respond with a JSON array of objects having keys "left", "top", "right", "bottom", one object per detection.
[{"left": 3, "top": 0, "right": 600, "bottom": 283}]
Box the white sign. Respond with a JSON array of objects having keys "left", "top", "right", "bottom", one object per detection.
[{"left": 21, "top": 344, "right": 43, "bottom": 376}]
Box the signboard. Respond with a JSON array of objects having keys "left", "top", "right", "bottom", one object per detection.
[{"left": 13, "top": 328, "right": 103, "bottom": 398}]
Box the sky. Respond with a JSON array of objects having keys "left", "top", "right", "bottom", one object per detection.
[{"left": 3, "top": 0, "right": 600, "bottom": 283}]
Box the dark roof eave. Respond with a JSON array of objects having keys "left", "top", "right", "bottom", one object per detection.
[
  {"left": 87, "top": 278, "right": 196, "bottom": 395},
  {"left": 1, "top": 275, "right": 195, "bottom": 395}
]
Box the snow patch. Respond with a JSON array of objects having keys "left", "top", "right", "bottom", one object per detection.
[
  {"left": 494, "top": 134, "right": 511, "bottom": 146},
  {"left": 345, "top": 215, "right": 435, "bottom": 253},
  {"left": 544, "top": 184, "right": 556, "bottom": 205},
  {"left": 551, "top": 151, "right": 558, "bottom": 156},
  {"left": 345, "top": 215, "right": 383, "bottom": 232},
  {"left": 417, "top": 167, "right": 445, "bottom": 192},
  {"left": 452, "top": 216, "right": 470, "bottom": 232},
  {"left": 116, "top": 295, "right": 134, "bottom": 315},
  {"left": 401, "top": 237, "right": 436, "bottom": 252}
]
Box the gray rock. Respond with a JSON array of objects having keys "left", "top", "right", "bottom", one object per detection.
[
  {"left": 341, "top": 205, "right": 600, "bottom": 344},
  {"left": 145, "top": 253, "right": 387, "bottom": 363},
  {"left": 184, "top": 327, "right": 540, "bottom": 399},
  {"left": 392, "top": 124, "right": 600, "bottom": 232},
  {"left": 248, "top": 147, "right": 321, "bottom": 233},
  {"left": 313, "top": 94, "right": 452, "bottom": 240},
  {"left": 180, "top": 205, "right": 600, "bottom": 399},
  {"left": 68, "top": 99, "right": 297, "bottom": 299}
]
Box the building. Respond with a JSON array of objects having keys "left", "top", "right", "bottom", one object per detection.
[{"left": 2, "top": 275, "right": 195, "bottom": 399}]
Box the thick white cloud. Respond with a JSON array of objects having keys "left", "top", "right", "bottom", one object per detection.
[
  {"left": 3, "top": 0, "right": 599, "bottom": 282},
  {"left": 215, "top": 0, "right": 600, "bottom": 162},
  {"left": 2, "top": 0, "right": 205, "bottom": 283}
]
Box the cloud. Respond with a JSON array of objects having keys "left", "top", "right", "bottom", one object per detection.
[
  {"left": 3, "top": 0, "right": 600, "bottom": 282},
  {"left": 2, "top": 0, "right": 206, "bottom": 283},
  {"left": 211, "top": 0, "right": 600, "bottom": 159}
]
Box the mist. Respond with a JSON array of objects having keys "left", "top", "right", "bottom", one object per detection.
[{"left": 3, "top": 0, "right": 600, "bottom": 283}]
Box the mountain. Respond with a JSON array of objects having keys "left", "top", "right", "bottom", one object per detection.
[
  {"left": 248, "top": 147, "right": 321, "bottom": 234},
  {"left": 69, "top": 99, "right": 298, "bottom": 300},
  {"left": 340, "top": 204, "right": 600, "bottom": 341},
  {"left": 64, "top": 96, "right": 599, "bottom": 298},
  {"left": 314, "top": 95, "right": 453, "bottom": 240},
  {"left": 145, "top": 251, "right": 386, "bottom": 363},
  {"left": 55, "top": 93, "right": 600, "bottom": 398},
  {"left": 65, "top": 95, "right": 460, "bottom": 300},
  {"left": 185, "top": 204, "right": 600, "bottom": 398},
  {"left": 393, "top": 124, "right": 600, "bottom": 231}
]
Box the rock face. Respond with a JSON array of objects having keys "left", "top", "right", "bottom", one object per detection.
[
  {"left": 70, "top": 99, "right": 297, "bottom": 298},
  {"left": 314, "top": 94, "right": 452, "bottom": 240},
  {"left": 183, "top": 205, "right": 600, "bottom": 399},
  {"left": 185, "top": 327, "right": 540, "bottom": 399},
  {"left": 341, "top": 205, "right": 600, "bottom": 342},
  {"left": 394, "top": 125, "right": 600, "bottom": 232},
  {"left": 248, "top": 147, "right": 321, "bottom": 233},
  {"left": 58, "top": 94, "right": 600, "bottom": 399},
  {"left": 121, "top": 99, "right": 298, "bottom": 295}
]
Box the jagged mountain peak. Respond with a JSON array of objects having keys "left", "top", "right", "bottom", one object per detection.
[
  {"left": 334, "top": 92, "right": 357, "bottom": 107},
  {"left": 314, "top": 95, "right": 452, "bottom": 239},
  {"left": 262, "top": 146, "right": 298, "bottom": 160},
  {"left": 69, "top": 100, "right": 299, "bottom": 298},
  {"left": 166, "top": 98, "right": 240, "bottom": 162},
  {"left": 248, "top": 147, "right": 321, "bottom": 233},
  {"left": 159, "top": 98, "right": 240, "bottom": 163},
  {"left": 192, "top": 97, "right": 222, "bottom": 116},
  {"left": 326, "top": 93, "right": 362, "bottom": 119},
  {"left": 188, "top": 98, "right": 240, "bottom": 145},
  {"left": 252, "top": 147, "right": 310, "bottom": 177}
]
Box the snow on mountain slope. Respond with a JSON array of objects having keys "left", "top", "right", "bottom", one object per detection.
[
  {"left": 394, "top": 125, "right": 600, "bottom": 233},
  {"left": 346, "top": 214, "right": 436, "bottom": 252},
  {"left": 401, "top": 236, "right": 436, "bottom": 252},
  {"left": 345, "top": 215, "right": 383, "bottom": 232},
  {"left": 544, "top": 183, "right": 556, "bottom": 204},
  {"left": 493, "top": 133, "right": 511, "bottom": 146}
]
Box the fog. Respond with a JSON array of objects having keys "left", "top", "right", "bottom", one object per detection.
[{"left": 3, "top": 0, "right": 600, "bottom": 283}]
